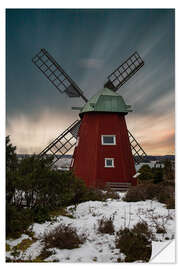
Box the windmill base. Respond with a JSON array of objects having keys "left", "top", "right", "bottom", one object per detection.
[{"left": 106, "top": 182, "right": 132, "bottom": 192}]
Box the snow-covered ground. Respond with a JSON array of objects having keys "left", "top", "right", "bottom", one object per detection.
[
  {"left": 55, "top": 158, "right": 71, "bottom": 170},
  {"left": 6, "top": 193, "right": 175, "bottom": 263}
]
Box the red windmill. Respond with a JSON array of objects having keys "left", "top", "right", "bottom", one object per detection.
[{"left": 32, "top": 49, "right": 147, "bottom": 190}]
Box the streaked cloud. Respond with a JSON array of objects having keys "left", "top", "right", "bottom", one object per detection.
[
  {"left": 126, "top": 110, "right": 175, "bottom": 155},
  {"left": 79, "top": 58, "right": 103, "bottom": 69},
  {"left": 6, "top": 109, "right": 78, "bottom": 154}
]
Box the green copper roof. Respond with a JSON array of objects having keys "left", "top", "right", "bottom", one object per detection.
[{"left": 80, "top": 88, "right": 132, "bottom": 115}]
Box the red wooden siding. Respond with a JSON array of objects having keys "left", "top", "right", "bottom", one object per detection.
[{"left": 72, "top": 112, "right": 137, "bottom": 187}]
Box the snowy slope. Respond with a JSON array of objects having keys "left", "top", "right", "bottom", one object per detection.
[{"left": 6, "top": 193, "right": 175, "bottom": 263}]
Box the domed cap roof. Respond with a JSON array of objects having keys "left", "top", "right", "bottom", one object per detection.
[{"left": 80, "top": 88, "right": 132, "bottom": 116}]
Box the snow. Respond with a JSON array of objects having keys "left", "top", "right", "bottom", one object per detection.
[
  {"left": 55, "top": 158, "right": 71, "bottom": 170},
  {"left": 6, "top": 234, "right": 30, "bottom": 247},
  {"left": 6, "top": 195, "right": 175, "bottom": 263},
  {"left": 135, "top": 161, "right": 164, "bottom": 171},
  {"left": 23, "top": 240, "right": 43, "bottom": 260}
]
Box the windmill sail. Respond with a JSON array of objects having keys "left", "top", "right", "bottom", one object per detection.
[
  {"left": 128, "top": 130, "right": 147, "bottom": 164},
  {"left": 104, "top": 51, "right": 144, "bottom": 91},
  {"left": 39, "top": 119, "right": 81, "bottom": 166},
  {"left": 32, "top": 48, "right": 88, "bottom": 102}
]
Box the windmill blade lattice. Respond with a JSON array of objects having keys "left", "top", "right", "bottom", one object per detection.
[
  {"left": 128, "top": 130, "right": 147, "bottom": 164},
  {"left": 39, "top": 119, "right": 81, "bottom": 166},
  {"left": 32, "top": 48, "right": 88, "bottom": 102},
  {"left": 104, "top": 51, "right": 144, "bottom": 91}
]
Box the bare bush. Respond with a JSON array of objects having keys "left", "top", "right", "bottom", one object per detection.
[
  {"left": 123, "top": 183, "right": 175, "bottom": 209},
  {"left": 123, "top": 184, "right": 147, "bottom": 202},
  {"left": 166, "top": 196, "right": 175, "bottom": 209},
  {"left": 42, "top": 224, "right": 85, "bottom": 249},
  {"left": 137, "top": 207, "right": 173, "bottom": 235},
  {"left": 98, "top": 216, "right": 115, "bottom": 234},
  {"left": 115, "top": 222, "right": 152, "bottom": 262}
]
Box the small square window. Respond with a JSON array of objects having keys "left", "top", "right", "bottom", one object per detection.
[
  {"left": 101, "top": 135, "right": 116, "bottom": 145},
  {"left": 105, "top": 158, "right": 114, "bottom": 168}
]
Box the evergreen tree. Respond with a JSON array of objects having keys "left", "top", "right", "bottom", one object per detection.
[
  {"left": 6, "top": 136, "right": 18, "bottom": 204},
  {"left": 163, "top": 159, "right": 174, "bottom": 181},
  {"left": 138, "top": 165, "right": 153, "bottom": 181}
]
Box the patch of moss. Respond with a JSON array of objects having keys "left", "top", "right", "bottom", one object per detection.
[
  {"left": 49, "top": 207, "right": 74, "bottom": 219},
  {"left": 35, "top": 248, "right": 54, "bottom": 261},
  {"left": 6, "top": 243, "right": 11, "bottom": 252},
  {"left": 16, "top": 238, "right": 36, "bottom": 252}
]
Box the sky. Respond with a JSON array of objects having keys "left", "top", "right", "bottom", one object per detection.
[{"left": 6, "top": 9, "right": 175, "bottom": 155}]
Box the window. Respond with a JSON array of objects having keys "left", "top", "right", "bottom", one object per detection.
[
  {"left": 101, "top": 135, "right": 116, "bottom": 145},
  {"left": 104, "top": 158, "right": 114, "bottom": 168}
]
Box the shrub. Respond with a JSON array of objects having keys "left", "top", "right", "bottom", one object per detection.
[
  {"left": 132, "top": 222, "right": 153, "bottom": 240},
  {"left": 156, "top": 226, "right": 166, "bottom": 234},
  {"left": 152, "top": 168, "right": 163, "bottom": 183},
  {"left": 115, "top": 222, "right": 152, "bottom": 262},
  {"left": 6, "top": 204, "right": 33, "bottom": 238},
  {"left": 123, "top": 185, "right": 147, "bottom": 202},
  {"left": 42, "top": 224, "right": 85, "bottom": 249},
  {"left": 98, "top": 216, "right": 115, "bottom": 234},
  {"left": 81, "top": 187, "right": 107, "bottom": 202},
  {"left": 124, "top": 183, "right": 165, "bottom": 202},
  {"left": 157, "top": 185, "right": 174, "bottom": 204},
  {"left": 32, "top": 207, "right": 51, "bottom": 224},
  {"left": 104, "top": 187, "right": 120, "bottom": 200},
  {"left": 144, "top": 183, "right": 160, "bottom": 200},
  {"left": 138, "top": 165, "right": 153, "bottom": 181},
  {"left": 166, "top": 196, "right": 175, "bottom": 209},
  {"left": 163, "top": 159, "right": 175, "bottom": 181}
]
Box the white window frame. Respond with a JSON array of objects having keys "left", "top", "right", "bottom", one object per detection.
[
  {"left": 104, "top": 158, "right": 115, "bottom": 168},
  {"left": 101, "top": 135, "right": 116, "bottom": 145}
]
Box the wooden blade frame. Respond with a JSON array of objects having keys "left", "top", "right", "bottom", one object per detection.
[
  {"left": 32, "top": 48, "right": 88, "bottom": 102},
  {"left": 104, "top": 51, "right": 144, "bottom": 91},
  {"left": 39, "top": 119, "right": 81, "bottom": 167},
  {"left": 128, "top": 130, "right": 148, "bottom": 164}
]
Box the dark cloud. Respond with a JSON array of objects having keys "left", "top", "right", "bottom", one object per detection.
[{"left": 6, "top": 9, "right": 175, "bottom": 154}]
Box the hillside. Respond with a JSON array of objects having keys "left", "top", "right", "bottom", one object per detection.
[{"left": 6, "top": 192, "right": 175, "bottom": 263}]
